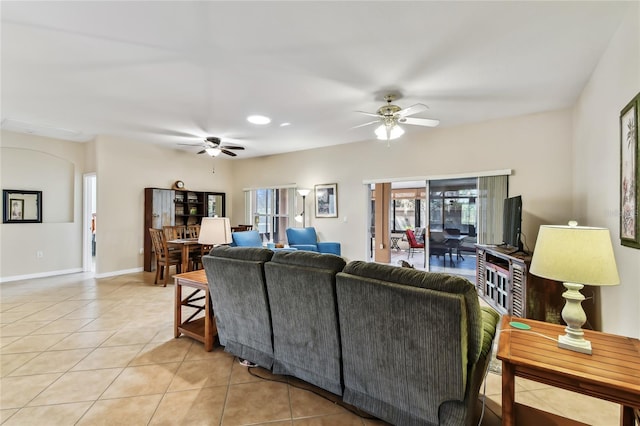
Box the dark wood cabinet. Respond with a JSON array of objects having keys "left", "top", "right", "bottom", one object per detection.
[
  {"left": 475, "top": 245, "right": 600, "bottom": 330},
  {"left": 144, "top": 188, "right": 225, "bottom": 272}
]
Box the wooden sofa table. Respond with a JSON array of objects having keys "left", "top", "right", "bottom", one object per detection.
[
  {"left": 497, "top": 315, "right": 640, "bottom": 426},
  {"left": 174, "top": 269, "right": 217, "bottom": 351}
]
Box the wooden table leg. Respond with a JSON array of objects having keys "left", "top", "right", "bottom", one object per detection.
[
  {"left": 502, "top": 361, "right": 516, "bottom": 426},
  {"left": 174, "top": 280, "right": 181, "bottom": 338},
  {"left": 203, "top": 288, "right": 212, "bottom": 351},
  {"left": 182, "top": 245, "right": 190, "bottom": 272}
]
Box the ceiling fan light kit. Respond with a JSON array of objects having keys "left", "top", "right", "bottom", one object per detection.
[
  {"left": 357, "top": 93, "right": 440, "bottom": 143},
  {"left": 205, "top": 147, "right": 222, "bottom": 157},
  {"left": 375, "top": 123, "right": 404, "bottom": 141},
  {"left": 179, "top": 136, "right": 245, "bottom": 158}
]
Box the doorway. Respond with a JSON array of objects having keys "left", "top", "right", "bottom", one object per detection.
[
  {"left": 368, "top": 177, "right": 478, "bottom": 282},
  {"left": 83, "top": 173, "right": 96, "bottom": 273}
]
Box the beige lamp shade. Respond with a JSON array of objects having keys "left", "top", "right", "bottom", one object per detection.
[
  {"left": 530, "top": 224, "right": 619, "bottom": 286},
  {"left": 198, "top": 217, "right": 232, "bottom": 245}
]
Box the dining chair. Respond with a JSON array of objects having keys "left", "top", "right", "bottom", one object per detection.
[
  {"left": 405, "top": 229, "right": 425, "bottom": 259},
  {"left": 149, "top": 228, "right": 182, "bottom": 286},
  {"left": 163, "top": 225, "right": 187, "bottom": 240},
  {"left": 187, "top": 224, "right": 200, "bottom": 238},
  {"left": 231, "top": 224, "right": 253, "bottom": 232}
]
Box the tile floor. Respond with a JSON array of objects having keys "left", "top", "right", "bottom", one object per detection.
[{"left": 0, "top": 271, "right": 621, "bottom": 425}]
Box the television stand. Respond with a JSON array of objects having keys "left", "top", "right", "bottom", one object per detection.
[{"left": 475, "top": 245, "right": 600, "bottom": 329}]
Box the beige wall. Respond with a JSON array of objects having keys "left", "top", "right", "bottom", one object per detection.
[
  {"left": 231, "top": 108, "right": 574, "bottom": 260},
  {"left": 573, "top": 4, "right": 640, "bottom": 337},
  {"left": 0, "top": 131, "right": 85, "bottom": 277},
  {"left": 93, "top": 135, "right": 234, "bottom": 275}
]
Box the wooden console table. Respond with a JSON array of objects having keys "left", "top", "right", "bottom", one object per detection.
[
  {"left": 475, "top": 245, "right": 599, "bottom": 329},
  {"left": 497, "top": 316, "right": 640, "bottom": 426},
  {"left": 174, "top": 269, "right": 217, "bottom": 351}
]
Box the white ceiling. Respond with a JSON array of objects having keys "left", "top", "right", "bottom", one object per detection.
[{"left": 0, "top": 1, "right": 630, "bottom": 158}]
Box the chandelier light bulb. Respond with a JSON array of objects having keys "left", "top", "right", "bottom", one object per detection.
[{"left": 375, "top": 124, "right": 404, "bottom": 140}]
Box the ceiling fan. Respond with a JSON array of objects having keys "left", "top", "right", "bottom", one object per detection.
[
  {"left": 355, "top": 94, "right": 440, "bottom": 142},
  {"left": 178, "top": 137, "right": 245, "bottom": 157}
]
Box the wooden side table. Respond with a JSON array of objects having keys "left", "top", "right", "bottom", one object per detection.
[
  {"left": 497, "top": 315, "right": 640, "bottom": 426},
  {"left": 174, "top": 269, "right": 217, "bottom": 351}
]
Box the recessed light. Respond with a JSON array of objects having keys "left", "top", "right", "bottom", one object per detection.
[
  {"left": 280, "top": 122, "right": 291, "bottom": 127},
  {"left": 247, "top": 115, "right": 271, "bottom": 125}
]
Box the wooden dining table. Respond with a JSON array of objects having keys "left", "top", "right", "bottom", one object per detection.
[{"left": 167, "top": 238, "right": 202, "bottom": 272}]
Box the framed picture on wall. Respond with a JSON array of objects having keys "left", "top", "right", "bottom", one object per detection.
[
  {"left": 620, "top": 92, "right": 639, "bottom": 249},
  {"left": 3, "top": 190, "right": 42, "bottom": 223},
  {"left": 315, "top": 183, "right": 338, "bottom": 218}
]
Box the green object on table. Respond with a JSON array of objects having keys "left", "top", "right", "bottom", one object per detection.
[{"left": 509, "top": 321, "right": 531, "bottom": 330}]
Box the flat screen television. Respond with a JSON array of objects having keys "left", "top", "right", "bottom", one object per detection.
[{"left": 502, "top": 195, "right": 523, "bottom": 252}]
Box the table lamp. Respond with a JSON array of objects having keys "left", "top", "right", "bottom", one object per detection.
[
  {"left": 198, "top": 217, "right": 232, "bottom": 246},
  {"left": 294, "top": 188, "right": 311, "bottom": 227},
  {"left": 530, "top": 221, "right": 619, "bottom": 354}
]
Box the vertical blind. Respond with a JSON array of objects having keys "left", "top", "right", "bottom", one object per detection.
[{"left": 477, "top": 175, "right": 508, "bottom": 245}]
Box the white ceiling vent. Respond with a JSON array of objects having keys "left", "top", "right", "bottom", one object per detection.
[{"left": 1, "top": 118, "right": 94, "bottom": 142}]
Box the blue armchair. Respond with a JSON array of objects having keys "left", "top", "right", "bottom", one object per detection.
[
  {"left": 231, "top": 230, "right": 298, "bottom": 252},
  {"left": 286, "top": 227, "right": 341, "bottom": 255},
  {"left": 231, "top": 230, "right": 262, "bottom": 247}
]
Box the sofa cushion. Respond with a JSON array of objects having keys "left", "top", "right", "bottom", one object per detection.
[
  {"left": 264, "top": 250, "right": 346, "bottom": 395},
  {"left": 202, "top": 246, "right": 274, "bottom": 368},
  {"left": 270, "top": 249, "right": 345, "bottom": 270},
  {"left": 342, "top": 260, "right": 483, "bottom": 364},
  {"left": 336, "top": 270, "right": 469, "bottom": 425}
]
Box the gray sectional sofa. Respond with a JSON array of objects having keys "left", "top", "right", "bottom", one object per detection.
[{"left": 202, "top": 247, "right": 499, "bottom": 426}]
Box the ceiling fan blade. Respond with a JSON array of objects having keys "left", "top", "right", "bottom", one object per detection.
[
  {"left": 220, "top": 145, "right": 244, "bottom": 150},
  {"left": 351, "top": 120, "right": 380, "bottom": 130},
  {"left": 196, "top": 150, "right": 207, "bottom": 154},
  {"left": 397, "top": 103, "right": 428, "bottom": 117},
  {"left": 356, "top": 110, "right": 381, "bottom": 118},
  {"left": 221, "top": 149, "right": 237, "bottom": 157},
  {"left": 399, "top": 117, "right": 440, "bottom": 127},
  {"left": 177, "top": 143, "right": 203, "bottom": 146}
]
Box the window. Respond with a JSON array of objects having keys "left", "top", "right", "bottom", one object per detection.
[
  {"left": 245, "top": 187, "right": 295, "bottom": 244},
  {"left": 390, "top": 188, "right": 426, "bottom": 232},
  {"left": 429, "top": 180, "right": 478, "bottom": 234}
]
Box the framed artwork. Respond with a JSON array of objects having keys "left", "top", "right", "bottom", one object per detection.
[
  {"left": 3, "top": 190, "right": 42, "bottom": 223},
  {"left": 620, "top": 92, "right": 639, "bottom": 249},
  {"left": 315, "top": 183, "right": 338, "bottom": 218},
  {"left": 9, "top": 199, "right": 24, "bottom": 220}
]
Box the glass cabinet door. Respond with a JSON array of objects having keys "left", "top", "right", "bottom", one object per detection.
[{"left": 206, "top": 192, "right": 225, "bottom": 217}]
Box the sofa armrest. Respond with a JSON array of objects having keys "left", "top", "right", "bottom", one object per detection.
[
  {"left": 317, "top": 242, "right": 341, "bottom": 255},
  {"left": 479, "top": 306, "right": 500, "bottom": 358}
]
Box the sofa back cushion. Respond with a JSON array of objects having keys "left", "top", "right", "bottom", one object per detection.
[
  {"left": 202, "top": 246, "right": 274, "bottom": 368},
  {"left": 336, "top": 261, "right": 481, "bottom": 425},
  {"left": 341, "top": 260, "right": 482, "bottom": 363},
  {"left": 264, "top": 250, "right": 346, "bottom": 395}
]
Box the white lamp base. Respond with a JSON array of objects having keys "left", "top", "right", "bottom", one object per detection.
[
  {"left": 558, "top": 333, "right": 592, "bottom": 354},
  {"left": 558, "top": 282, "right": 592, "bottom": 355}
]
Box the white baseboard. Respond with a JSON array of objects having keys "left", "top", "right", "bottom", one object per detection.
[
  {"left": 0, "top": 268, "right": 83, "bottom": 283},
  {"left": 0, "top": 267, "right": 145, "bottom": 283},
  {"left": 94, "top": 267, "right": 143, "bottom": 279}
]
